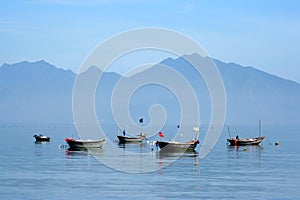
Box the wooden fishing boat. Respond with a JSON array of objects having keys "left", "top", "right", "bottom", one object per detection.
[
  {"left": 65, "top": 138, "right": 105, "bottom": 150},
  {"left": 33, "top": 134, "right": 50, "bottom": 142},
  {"left": 227, "top": 136, "right": 265, "bottom": 146},
  {"left": 117, "top": 133, "right": 146, "bottom": 143},
  {"left": 227, "top": 120, "right": 265, "bottom": 146},
  {"left": 156, "top": 140, "right": 199, "bottom": 152},
  {"left": 156, "top": 126, "right": 200, "bottom": 152}
]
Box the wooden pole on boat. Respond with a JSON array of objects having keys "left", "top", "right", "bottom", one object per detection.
[
  {"left": 193, "top": 126, "right": 199, "bottom": 140},
  {"left": 259, "top": 120, "right": 261, "bottom": 137},
  {"left": 227, "top": 125, "right": 232, "bottom": 138},
  {"left": 139, "top": 118, "right": 144, "bottom": 134}
]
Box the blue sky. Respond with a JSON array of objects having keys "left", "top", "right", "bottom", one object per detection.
[{"left": 1, "top": 0, "right": 300, "bottom": 82}]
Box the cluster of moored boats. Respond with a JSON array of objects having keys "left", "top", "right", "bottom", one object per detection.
[
  {"left": 33, "top": 132, "right": 200, "bottom": 152},
  {"left": 33, "top": 122, "right": 266, "bottom": 152}
]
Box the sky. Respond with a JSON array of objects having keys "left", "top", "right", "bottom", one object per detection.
[{"left": 1, "top": 0, "right": 300, "bottom": 82}]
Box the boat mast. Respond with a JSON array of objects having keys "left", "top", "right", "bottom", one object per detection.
[
  {"left": 227, "top": 125, "right": 232, "bottom": 138},
  {"left": 193, "top": 126, "right": 200, "bottom": 140},
  {"left": 139, "top": 118, "right": 144, "bottom": 134},
  {"left": 259, "top": 120, "right": 261, "bottom": 137}
]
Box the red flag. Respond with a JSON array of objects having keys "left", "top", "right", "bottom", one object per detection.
[{"left": 158, "top": 132, "right": 164, "bottom": 138}]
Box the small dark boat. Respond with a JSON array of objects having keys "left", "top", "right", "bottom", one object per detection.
[
  {"left": 227, "top": 120, "right": 265, "bottom": 146},
  {"left": 117, "top": 133, "right": 146, "bottom": 143},
  {"left": 156, "top": 140, "right": 199, "bottom": 152},
  {"left": 65, "top": 138, "right": 105, "bottom": 150},
  {"left": 33, "top": 134, "right": 50, "bottom": 142},
  {"left": 227, "top": 136, "right": 265, "bottom": 146}
]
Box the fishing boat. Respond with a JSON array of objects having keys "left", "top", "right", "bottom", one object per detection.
[
  {"left": 33, "top": 134, "right": 50, "bottom": 142},
  {"left": 227, "top": 120, "right": 265, "bottom": 146},
  {"left": 156, "top": 140, "right": 199, "bottom": 151},
  {"left": 117, "top": 133, "right": 146, "bottom": 143},
  {"left": 65, "top": 138, "right": 105, "bottom": 150},
  {"left": 156, "top": 126, "right": 200, "bottom": 152},
  {"left": 227, "top": 136, "right": 265, "bottom": 146}
]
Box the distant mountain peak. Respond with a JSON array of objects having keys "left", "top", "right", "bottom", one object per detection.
[
  {"left": 79, "top": 65, "right": 102, "bottom": 74},
  {"left": 1, "top": 60, "right": 52, "bottom": 68},
  {"left": 34, "top": 59, "right": 49, "bottom": 65},
  {"left": 0, "top": 60, "right": 76, "bottom": 76}
]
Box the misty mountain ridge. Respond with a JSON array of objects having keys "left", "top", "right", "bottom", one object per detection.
[{"left": 0, "top": 54, "right": 299, "bottom": 125}]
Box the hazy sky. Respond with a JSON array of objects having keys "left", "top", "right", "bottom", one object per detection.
[{"left": 1, "top": 0, "right": 300, "bottom": 82}]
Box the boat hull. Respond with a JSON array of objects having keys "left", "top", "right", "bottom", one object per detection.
[
  {"left": 227, "top": 136, "right": 265, "bottom": 146},
  {"left": 117, "top": 134, "right": 146, "bottom": 143},
  {"left": 34, "top": 135, "right": 50, "bottom": 142},
  {"left": 156, "top": 140, "right": 199, "bottom": 152},
  {"left": 65, "top": 138, "right": 105, "bottom": 150}
]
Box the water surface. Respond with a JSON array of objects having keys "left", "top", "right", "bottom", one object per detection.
[{"left": 0, "top": 124, "right": 299, "bottom": 199}]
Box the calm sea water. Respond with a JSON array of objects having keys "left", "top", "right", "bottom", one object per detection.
[{"left": 0, "top": 124, "right": 299, "bottom": 199}]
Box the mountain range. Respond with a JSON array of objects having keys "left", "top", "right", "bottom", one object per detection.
[{"left": 0, "top": 54, "right": 299, "bottom": 126}]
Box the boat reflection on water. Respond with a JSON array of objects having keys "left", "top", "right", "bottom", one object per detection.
[
  {"left": 65, "top": 148, "right": 105, "bottom": 156},
  {"left": 118, "top": 141, "right": 146, "bottom": 148},
  {"left": 156, "top": 149, "right": 200, "bottom": 175},
  {"left": 227, "top": 144, "right": 264, "bottom": 152},
  {"left": 34, "top": 141, "right": 50, "bottom": 144},
  {"left": 156, "top": 149, "right": 198, "bottom": 159},
  {"left": 226, "top": 144, "right": 264, "bottom": 165}
]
